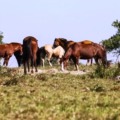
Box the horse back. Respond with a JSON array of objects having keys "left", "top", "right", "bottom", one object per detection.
[
  {"left": 53, "top": 46, "right": 65, "bottom": 57},
  {"left": 23, "top": 36, "right": 38, "bottom": 60},
  {"left": 70, "top": 42, "right": 97, "bottom": 59}
]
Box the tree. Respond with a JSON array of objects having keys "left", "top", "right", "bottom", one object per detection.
[
  {"left": 101, "top": 20, "right": 120, "bottom": 60},
  {"left": 0, "top": 31, "right": 4, "bottom": 44}
]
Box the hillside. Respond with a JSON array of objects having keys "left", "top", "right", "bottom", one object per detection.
[{"left": 0, "top": 65, "right": 120, "bottom": 120}]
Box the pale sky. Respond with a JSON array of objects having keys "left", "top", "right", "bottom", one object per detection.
[{"left": 1, "top": 0, "right": 120, "bottom": 67}]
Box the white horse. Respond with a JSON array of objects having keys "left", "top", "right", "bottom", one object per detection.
[{"left": 38, "top": 44, "right": 65, "bottom": 67}]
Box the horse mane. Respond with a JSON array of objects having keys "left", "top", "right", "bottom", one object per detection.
[
  {"left": 10, "top": 42, "right": 22, "bottom": 47},
  {"left": 60, "top": 38, "right": 68, "bottom": 42},
  {"left": 67, "top": 41, "right": 75, "bottom": 48}
]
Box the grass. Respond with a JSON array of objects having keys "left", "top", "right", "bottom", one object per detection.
[{"left": 0, "top": 65, "right": 120, "bottom": 120}]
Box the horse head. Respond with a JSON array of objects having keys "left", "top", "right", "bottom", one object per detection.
[
  {"left": 53, "top": 38, "right": 67, "bottom": 48},
  {"left": 11, "top": 42, "right": 23, "bottom": 55},
  {"left": 18, "top": 44, "right": 23, "bottom": 55}
]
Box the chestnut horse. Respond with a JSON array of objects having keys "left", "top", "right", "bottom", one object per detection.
[
  {"left": 60, "top": 42, "right": 107, "bottom": 71},
  {"left": 23, "top": 36, "right": 38, "bottom": 74},
  {"left": 37, "top": 44, "right": 65, "bottom": 67},
  {"left": 0, "top": 42, "right": 22, "bottom": 66},
  {"left": 53, "top": 38, "right": 93, "bottom": 65}
]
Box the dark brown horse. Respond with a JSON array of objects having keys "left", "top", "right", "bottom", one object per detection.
[
  {"left": 36, "top": 46, "right": 46, "bottom": 67},
  {"left": 14, "top": 50, "right": 23, "bottom": 67},
  {"left": 23, "top": 36, "right": 38, "bottom": 74},
  {"left": 53, "top": 38, "right": 75, "bottom": 51},
  {"left": 60, "top": 42, "right": 107, "bottom": 71},
  {"left": 0, "top": 42, "right": 22, "bottom": 66}
]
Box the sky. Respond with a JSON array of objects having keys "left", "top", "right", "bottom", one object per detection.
[{"left": 1, "top": 0, "right": 120, "bottom": 67}]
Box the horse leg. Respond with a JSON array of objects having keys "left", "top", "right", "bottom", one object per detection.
[
  {"left": 57, "top": 58, "right": 60, "bottom": 65},
  {"left": 34, "top": 55, "right": 38, "bottom": 72},
  {"left": 60, "top": 58, "right": 67, "bottom": 71},
  {"left": 30, "top": 58, "right": 34, "bottom": 73},
  {"left": 75, "top": 58, "right": 79, "bottom": 71},
  {"left": 24, "top": 61, "right": 27, "bottom": 74},
  {"left": 90, "top": 58, "right": 93, "bottom": 66},
  {"left": 86, "top": 59, "right": 90, "bottom": 66},
  {"left": 48, "top": 60, "right": 52, "bottom": 66},
  {"left": 86, "top": 59, "right": 93, "bottom": 66},
  {"left": 3, "top": 56, "right": 11, "bottom": 66},
  {"left": 47, "top": 53, "right": 52, "bottom": 66},
  {"left": 94, "top": 57, "right": 100, "bottom": 66},
  {"left": 3, "top": 58, "right": 7, "bottom": 66},
  {"left": 72, "top": 57, "right": 79, "bottom": 71},
  {"left": 41, "top": 58, "right": 45, "bottom": 67},
  {"left": 27, "top": 59, "right": 30, "bottom": 73},
  {"left": 101, "top": 57, "right": 107, "bottom": 68}
]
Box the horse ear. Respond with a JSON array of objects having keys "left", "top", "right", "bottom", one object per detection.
[{"left": 54, "top": 38, "right": 57, "bottom": 41}]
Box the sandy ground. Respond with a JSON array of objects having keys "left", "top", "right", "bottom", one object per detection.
[{"left": 12, "top": 67, "right": 88, "bottom": 76}]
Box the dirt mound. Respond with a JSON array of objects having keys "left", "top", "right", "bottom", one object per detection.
[{"left": 15, "top": 67, "right": 88, "bottom": 75}]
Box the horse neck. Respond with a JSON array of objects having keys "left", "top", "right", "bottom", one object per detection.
[
  {"left": 64, "top": 47, "right": 72, "bottom": 59},
  {"left": 57, "top": 38, "right": 67, "bottom": 50},
  {"left": 94, "top": 43, "right": 106, "bottom": 51},
  {"left": 12, "top": 43, "right": 21, "bottom": 52},
  {"left": 67, "top": 41, "right": 75, "bottom": 49}
]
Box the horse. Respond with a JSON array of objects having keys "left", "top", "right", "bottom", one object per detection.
[
  {"left": 23, "top": 36, "right": 38, "bottom": 74},
  {"left": 37, "top": 44, "right": 65, "bottom": 67},
  {"left": 81, "top": 40, "right": 94, "bottom": 66},
  {"left": 53, "top": 38, "right": 93, "bottom": 65},
  {"left": 0, "top": 42, "right": 22, "bottom": 66},
  {"left": 60, "top": 42, "right": 107, "bottom": 71},
  {"left": 14, "top": 50, "right": 23, "bottom": 67},
  {"left": 36, "top": 46, "right": 46, "bottom": 67}
]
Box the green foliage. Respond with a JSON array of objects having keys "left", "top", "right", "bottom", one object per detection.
[
  {"left": 0, "top": 31, "right": 4, "bottom": 44},
  {"left": 89, "top": 65, "right": 120, "bottom": 79},
  {"left": 101, "top": 20, "right": 120, "bottom": 57}
]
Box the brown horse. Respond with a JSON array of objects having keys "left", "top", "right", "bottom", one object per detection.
[
  {"left": 60, "top": 42, "right": 107, "bottom": 71},
  {"left": 53, "top": 38, "right": 93, "bottom": 65},
  {"left": 23, "top": 36, "right": 38, "bottom": 74},
  {"left": 0, "top": 42, "right": 22, "bottom": 66}
]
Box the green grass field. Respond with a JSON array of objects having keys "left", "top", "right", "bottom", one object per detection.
[{"left": 0, "top": 65, "right": 120, "bottom": 120}]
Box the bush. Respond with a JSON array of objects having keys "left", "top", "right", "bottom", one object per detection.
[{"left": 89, "top": 64, "right": 120, "bottom": 79}]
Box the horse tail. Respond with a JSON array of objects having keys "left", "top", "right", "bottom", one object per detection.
[{"left": 23, "top": 38, "right": 32, "bottom": 61}]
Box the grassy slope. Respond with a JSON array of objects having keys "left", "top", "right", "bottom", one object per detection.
[{"left": 0, "top": 66, "right": 120, "bottom": 120}]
